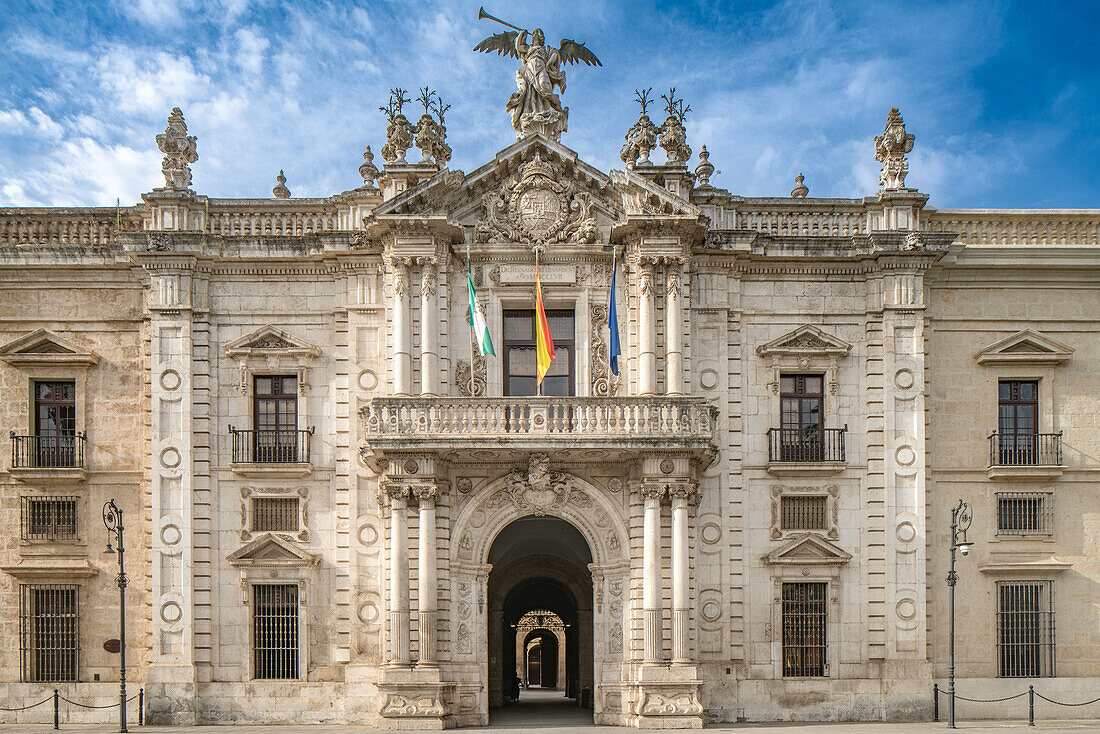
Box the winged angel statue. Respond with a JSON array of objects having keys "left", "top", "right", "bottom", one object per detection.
[{"left": 474, "top": 8, "right": 601, "bottom": 141}]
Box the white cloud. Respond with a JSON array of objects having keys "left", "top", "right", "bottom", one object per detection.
[
  {"left": 235, "top": 27, "right": 269, "bottom": 77},
  {"left": 95, "top": 48, "right": 209, "bottom": 113},
  {"left": 0, "top": 109, "right": 31, "bottom": 134}
]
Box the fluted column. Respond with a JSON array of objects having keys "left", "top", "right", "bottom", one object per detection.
[
  {"left": 670, "top": 482, "right": 695, "bottom": 664},
  {"left": 415, "top": 484, "right": 438, "bottom": 666},
  {"left": 391, "top": 258, "right": 412, "bottom": 396},
  {"left": 641, "top": 483, "right": 663, "bottom": 662},
  {"left": 419, "top": 259, "right": 438, "bottom": 396},
  {"left": 665, "top": 264, "right": 683, "bottom": 395},
  {"left": 386, "top": 485, "right": 411, "bottom": 667},
  {"left": 637, "top": 260, "right": 657, "bottom": 395}
]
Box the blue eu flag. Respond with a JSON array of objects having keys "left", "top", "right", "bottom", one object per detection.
[{"left": 608, "top": 251, "right": 621, "bottom": 376}]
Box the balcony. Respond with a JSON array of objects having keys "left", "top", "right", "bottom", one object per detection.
[
  {"left": 360, "top": 396, "right": 719, "bottom": 467},
  {"left": 765, "top": 426, "right": 847, "bottom": 475},
  {"left": 988, "top": 432, "right": 1064, "bottom": 480},
  {"left": 229, "top": 426, "right": 314, "bottom": 477},
  {"left": 8, "top": 432, "right": 87, "bottom": 483}
]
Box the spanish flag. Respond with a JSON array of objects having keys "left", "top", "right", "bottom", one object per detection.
[{"left": 535, "top": 258, "right": 555, "bottom": 386}]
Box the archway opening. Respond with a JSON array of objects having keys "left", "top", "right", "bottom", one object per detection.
[{"left": 487, "top": 516, "right": 594, "bottom": 725}]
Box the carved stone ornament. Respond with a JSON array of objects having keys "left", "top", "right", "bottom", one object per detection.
[
  {"left": 507, "top": 453, "right": 571, "bottom": 516},
  {"left": 156, "top": 107, "right": 198, "bottom": 190},
  {"left": 637, "top": 691, "right": 704, "bottom": 716},
  {"left": 272, "top": 170, "right": 290, "bottom": 199},
  {"left": 474, "top": 152, "right": 598, "bottom": 246},
  {"left": 379, "top": 88, "right": 415, "bottom": 164},
  {"left": 621, "top": 88, "right": 659, "bottom": 166},
  {"left": 358, "top": 146, "right": 380, "bottom": 190},
  {"left": 790, "top": 172, "right": 809, "bottom": 198},
  {"left": 590, "top": 302, "right": 621, "bottom": 397},
  {"left": 874, "top": 107, "right": 915, "bottom": 190},
  {"left": 380, "top": 693, "right": 445, "bottom": 717},
  {"left": 657, "top": 88, "right": 692, "bottom": 165},
  {"left": 694, "top": 145, "right": 714, "bottom": 186},
  {"left": 455, "top": 354, "right": 487, "bottom": 397}
]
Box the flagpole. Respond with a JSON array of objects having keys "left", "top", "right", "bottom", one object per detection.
[
  {"left": 535, "top": 246, "right": 541, "bottom": 398},
  {"left": 467, "top": 244, "right": 476, "bottom": 397},
  {"left": 608, "top": 247, "right": 615, "bottom": 381}
]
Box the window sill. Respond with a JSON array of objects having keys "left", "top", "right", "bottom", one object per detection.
[
  {"left": 7, "top": 466, "right": 87, "bottom": 484},
  {"left": 230, "top": 462, "right": 312, "bottom": 478},
  {"left": 987, "top": 465, "right": 1063, "bottom": 481},
  {"left": 766, "top": 461, "right": 846, "bottom": 476}
]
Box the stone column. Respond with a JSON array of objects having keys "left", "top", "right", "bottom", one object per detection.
[
  {"left": 391, "top": 258, "right": 412, "bottom": 396},
  {"left": 665, "top": 263, "right": 683, "bottom": 395},
  {"left": 419, "top": 259, "right": 438, "bottom": 396},
  {"left": 641, "top": 483, "right": 663, "bottom": 662},
  {"left": 670, "top": 482, "right": 695, "bottom": 664},
  {"left": 415, "top": 484, "right": 438, "bottom": 666},
  {"left": 387, "top": 484, "right": 411, "bottom": 666},
  {"left": 638, "top": 260, "right": 657, "bottom": 395}
]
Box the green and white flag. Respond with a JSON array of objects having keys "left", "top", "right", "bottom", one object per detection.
[{"left": 467, "top": 259, "right": 495, "bottom": 356}]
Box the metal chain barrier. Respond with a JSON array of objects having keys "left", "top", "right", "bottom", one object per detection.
[
  {"left": 0, "top": 696, "right": 53, "bottom": 712},
  {"left": 1034, "top": 691, "right": 1100, "bottom": 707},
  {"left": 935, "top": 683, "right": 1100, "bottom": 727},
  {"left": 953, "top": 691, "right": 1030, "bottom": 703},
  {"left": 0, "top": 688, "right": 144, "bottom": 729}
]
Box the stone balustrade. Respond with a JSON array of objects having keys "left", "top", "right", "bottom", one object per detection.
[
  {"left": 0, "top": 207, "right": 142, "bottom": 246},
  {"left": 361, "top": 395, "right": 719, "bottom": 462},
  {"left": 736, "top": 207, "right": 869, "bottom": 236},
  {"left": 205, "top": 200, "right": 342, "bottom": 236},
  {"left": 926, "top": 210, "right": 1100, "bottom": 245}
]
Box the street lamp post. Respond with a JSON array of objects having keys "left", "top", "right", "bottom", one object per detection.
[
  {"left": 103, "top": 499, "right": 128, "bottom": 733},
  {"left": 947, "top": 498, "right": 973, "bottom": 729}
]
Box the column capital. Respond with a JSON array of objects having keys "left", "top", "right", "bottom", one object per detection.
[
  {"left": 640, "top": 482, "right": 666, "bottom": 501},
  {"left": 381, "top": 482, "right": 410, "bottom": 507},
  {"left": 413, "top": 484, "right": 438, "bottom": 506},
  {"left": 668, "top": 481, "right": 698, "bottom": 503}
]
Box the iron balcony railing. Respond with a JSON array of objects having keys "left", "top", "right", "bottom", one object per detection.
[
  {"left": 768, "top": 426, "right": 847, "bottom": 463},
  {"left": 230, "top": 426, "right": 313, "bottom": 464},
  {"left": 10, "top": 432, "right": 86, "bottom": 469},
  {"left": 989, "top": 432, "right": 1062, "bottom": 467}
]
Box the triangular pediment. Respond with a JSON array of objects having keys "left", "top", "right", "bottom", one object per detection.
[
  {"left": 765, "top": 533, "right": 851, "bottom": 566},
  {"left": 609, "top": 168, "right": 702, "bottom": 218},
  {"left": 0, "top": 329, "right": 99, "bottom": 367},
  {"left": 223, "top": 325, "right": 320, "bottom": 359},
  {"left": 975, "top": 329, "right": 1073, "bottom": 365},
  {"left": 227, "top": 533, "right": 318, "bottom": 568},
  {"left": 756, "top": 325, "right": 852, "bottom": 358}
]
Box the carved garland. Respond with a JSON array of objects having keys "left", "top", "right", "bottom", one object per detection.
[{"left": 590, "top": 302, "right": 621, "bottom": 397}]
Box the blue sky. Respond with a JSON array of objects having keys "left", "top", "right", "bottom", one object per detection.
[{"left": 0, "top": 0, "right": 1097, "bottom": 209}]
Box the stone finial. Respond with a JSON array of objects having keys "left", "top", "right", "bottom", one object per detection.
[
  {"left": 790, "top": 172, "right": 809, "bottom": 198},
  {"left": 413, "top": 88, "right": 452, "bottom": 167},
  {"left": 272, "top": 170, "right": 290, "bottom": 198},
  {"left": 358, "top": 145, "right": 380, "bottom": 190},
  {"left": 621, "top": 88, "right": 659, "bottom": 167},
  {"left": 694, "top": 146, "right": 714, "bottom": 186},
  {"left": 658, "top": 87, "right": 691, "bottom": 165},
  {"left": 874, "top": 107, "right": 915, "bottom": 190},
  {"left": 380, "top": 88, "right": 415, "bottom": 164},
  {"left": 156, "top": 107, "right": 198, "bottom": 190}
]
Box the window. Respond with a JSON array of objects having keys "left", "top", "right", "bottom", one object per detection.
[
  {"left": 502, "top": 310, "right": 574, "bottom": 397},
  {"left": 253, "top": 584, "right": 299, "bottom": 679},
  {"left": 996, "top": 492, "right": 1053, "bottom": 536},
  {"left": 252, "top": 497, "right": 299, "bottom": 533},
  {"left": 254, "top": 376, "right": 298, "bottom": 462},
  {"left": 21, "top": 496, "right": 78, "bottom": 541},
  {"left": 997, "top": 380, "right": 1038, "bottom": 464},
  {"left": 34, "top": 380, "right": 77, "bottom": 467},
  {"left": 778, "top": 374, "right": 823, "bottom": 461},
  {"left": 997, "top": 580, "right": 1055, "bottom": 677},
  {"left": 19, "top": 584, "right": 79, "bottom": 682},
  {"left": 782, "top": 582, "right": 827, "bottom": 677},
  {"left": 780, "top": 495, "right": 827, "bottom": 531}
]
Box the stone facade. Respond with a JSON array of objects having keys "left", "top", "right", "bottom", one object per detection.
[{"left": 1, "top": 101, "right": 1099, "bottom": 728}]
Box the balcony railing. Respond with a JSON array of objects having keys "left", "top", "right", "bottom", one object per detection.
[
  {"left": 989, "top": 432, "right": 1062, "bottom": 467},
  {"left": 10, "top": 432, "right": 86, "bottom": 469},
  {"left": 230, "top": 427, "right": 314, "bottom": 464},
  {"left": 361, "top": 396, "right": 718, "bottom": 461},
  {"left": 767, "top": 426, "right": 847, "bottom": 463}
]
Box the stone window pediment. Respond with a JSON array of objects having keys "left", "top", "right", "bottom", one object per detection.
[
  {"left": 975, "top": 329, "right": 1073, "bottom": 365},
  {"left": 757, "top": 325, "right": 851, "bottom": 394},
  {"left": 764, "top": 533, "right": 851, "bottom": 567},
  {"left": 0, "top": 329, "right": 100, "bottom": 368},
  {"left": 223, "top": 325, "right": 320, "bottom": 395},
  {"left": 227, "top": 533, "right": 318, "bottom": 569}
]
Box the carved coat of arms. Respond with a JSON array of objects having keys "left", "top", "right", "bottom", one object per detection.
[
  {"left": 475, "top": 153, "right": 598, "bottom": 246},
  {"left": 507, "top": 453, "right": 570, "bottom": 516}
]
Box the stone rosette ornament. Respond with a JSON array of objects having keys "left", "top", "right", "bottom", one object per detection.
[{"left": 156, "top": 107, "right": 197, "bottom": 190}]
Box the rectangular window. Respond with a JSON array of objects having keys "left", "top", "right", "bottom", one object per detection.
[
  {"left": 780, "top": 495, "right": 827, "bottom": 531},
  {"left": 998, "top": 380, "right": 1038, "bottom": 465},
  {"left": 779, "top": 374, "right": 824, "bottom": 461},
  {"left": 997, "top": 580, "right": 1055, "bottom": 677},
  {"left": 502, "top": 309, "right": 574, "bottom": 397},
  {"left": 34, "top": 380, "right": 77, "bottom": 467},
  {"left": 782, "top": 582, "right": 827, "bottom": 677},
  {"left": 254, "top": 376, "right": 298, "bottom": 462},
  {"left": 21, "top": 497, "right": 78, "bottom": 541},
  {"left": 996, "top": 492, "right": 1053, "bottom": 536},
  {"left": 253, "top": 584, "right": 299, "bottom": 679},
  {"left": 19, "top": 584, "right": 79, "bottom": 682},
  {"left": 252, "top": 497, "right": 300, "bottom": 533}
]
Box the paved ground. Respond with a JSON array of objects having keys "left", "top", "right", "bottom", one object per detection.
[{"left": 3, "top": 688, "right": 1100, "bottom": 733}]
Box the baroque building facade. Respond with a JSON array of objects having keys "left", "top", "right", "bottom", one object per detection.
[{"left": 1, "top": 83, "right": 1100, "bottom": 728}]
